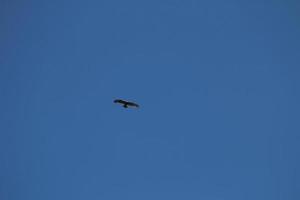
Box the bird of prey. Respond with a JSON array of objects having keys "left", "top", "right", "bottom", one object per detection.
[{"left": 114, "top": 99, "right": 139, "bottom": 108}]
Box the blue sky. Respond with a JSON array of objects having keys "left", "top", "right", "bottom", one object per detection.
[{"left": 1, "top": 0, "right": 299, "bottom": 199}]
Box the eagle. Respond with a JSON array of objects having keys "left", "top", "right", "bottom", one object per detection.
[{"left": 114, "top": 99, "right": 139, "bottom": 108}]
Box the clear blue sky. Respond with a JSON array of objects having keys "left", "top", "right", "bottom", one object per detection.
[{"left": 1, "top": 0, "right": 299, "bottom": 199}]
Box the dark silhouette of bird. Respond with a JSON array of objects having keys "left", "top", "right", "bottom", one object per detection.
[{"left": 114, "top": 99, "right": 139, "bottom": 108}]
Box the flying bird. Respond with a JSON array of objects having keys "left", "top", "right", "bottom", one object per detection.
[{"left": 114, "top": 99, "right": 139, "bottom": 108}]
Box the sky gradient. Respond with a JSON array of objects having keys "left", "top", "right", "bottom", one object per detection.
[{"left": 1, "top": 0, "right": 300, "bottom": 199}]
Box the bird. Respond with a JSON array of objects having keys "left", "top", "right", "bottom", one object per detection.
[{"left": 114, "top": 99, "right": 139, "bottom": 108}]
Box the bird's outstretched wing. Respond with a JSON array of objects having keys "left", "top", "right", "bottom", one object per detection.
[
  {"left": 114, "top": 99, "right": 126, "bottom": 104},
  {"left": 126, "top": 101, "right": 139, "bottom": 108}
]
